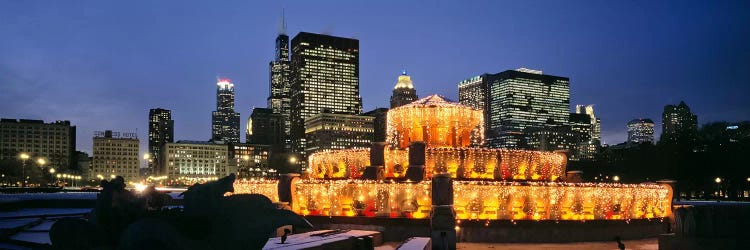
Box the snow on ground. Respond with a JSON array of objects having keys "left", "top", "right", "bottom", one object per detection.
[{"left": 0, "top": 208, "right": 91, "bottom": 218}]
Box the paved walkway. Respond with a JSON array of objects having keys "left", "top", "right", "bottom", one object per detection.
[{"left": 377, "top": 238, "right": 658, "bottom": 250}]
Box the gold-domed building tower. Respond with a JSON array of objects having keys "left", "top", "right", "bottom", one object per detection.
[{"left": 390, "top": 70, "right": 419, "bottom": 108}]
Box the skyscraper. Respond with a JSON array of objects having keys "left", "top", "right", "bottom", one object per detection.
[
  {"left": 574, "top": 104, "right": 601, "bottom": 159},
  {"left": 290, "top": 32, "right": 362, "bottom": 167},
  {"left": 249, "top": 107, "right": 283, "bottom": 146},
  {"left": 575, "top": 105, "right": 601, "bottom": 143},
  {"left": 267, "top": 12, "right": 292, "bottom": 146},
  {"left": 482, "top": 68, "right": 570, "bottom": 148},
  {"left": 211, "top": 78, "right": 241, "bottom": 144},
  {"left": 627, "top": 118, "right": 655, "bottom": 144},
  {"left": 660, "top": 101, "right": 698, "bottom": 145},
  {"left": 390, "top": 70, "right": 418, "bottom": 108},
  {"left": 148, "top": 108, "right": 173, "bottom": 172},
  {"left": 569, "top": 113, "right": 594, "bottom": 160}
]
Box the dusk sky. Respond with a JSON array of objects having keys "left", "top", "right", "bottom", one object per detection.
[{"left": 1, "top": 1, "right": 748, "bottom": 158}]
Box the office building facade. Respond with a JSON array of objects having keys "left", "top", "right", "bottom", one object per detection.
[
  {"left": 627, "top": 118, "right": 655, "bottom": 144},
  {"left": 573, "top": 105, "right": 601, "bottom": 159},
  {"left": 249, "top": 107, "right": 284, "bottom": 146},
  {"left": 92, "top": 130, "right": 139, "bottom": 181},
  {"left": 290, "top": 32, "right": 362, "bottom": 167},
  {"left": 363, "top": 108, "right": 388, "bottom": 142},
  {"left": 159, "top": 140, "right": 231, "bottom": 182},
  {"left": 304, "top": 112, "right": 373, "bottom": 156},
  {"left": 458, "top": 74, "right": 486, "bottom": 111},
  {"left": 230, "top": 143, "right": 273, "bottom": 178},
  {"left": 660, "top": 101, "right": 698, "bottom": 145},
  {"left": 485, "top": 69, "right": 570, "bottom": 148},
  {"left": 211, "top": 78, "right": 241, "bottom": 144},
  {"left": 148, "top": 108, "right": 173, "bottom": 173},
  {"left": 0, "top": 119, "right": 76, "bottom": 169}
]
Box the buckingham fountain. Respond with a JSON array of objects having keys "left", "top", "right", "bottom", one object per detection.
[{"left": 234, "top": 94, "right": 673, "bottom": 244}]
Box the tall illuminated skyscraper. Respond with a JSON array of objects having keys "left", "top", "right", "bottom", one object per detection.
[
  {"left": 290, "top": 32, "right": 362, "bottom": 167},
  {"left": 484, "top": 68, "right": 570, "bottom": 148},
  {"left": 211, "top": 78, "right": 241, "bottom": 144},
  {"left": 390, "top": 70, "right": 418, "bottom": 108},
  {"left": 267, "top": 12, "right": 292, "bottom": 146},
  {"left": 574, "top": 104, "right": 601, "bottom": 159},
  {"left": 148, "top": 108, "right": 173, "bottom": 171}
]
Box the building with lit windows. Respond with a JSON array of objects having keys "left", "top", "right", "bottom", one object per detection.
[
  {"left": 290, "top": 32, "right": 362, "bottom": 169},
  {"left": 660, "top": 101, "right": 697, "bottom": 145},
  {"left": 363, "top": 108, "right": 388, "bottom": 142},
  {"left": 627, "top": 118, "right": 655, "bottom": 144},
  {"left": 249, "top": 107, "right": 283, "bottom": 146},
  {"left": 268, "top": 13, "right": 292, "bottom": 147},
  {"left": 525, "top": 126, "right": 578, "bottom": 154},
  {"left": 92, "top": 130, "right": 139, "bottom": 181},
  {"left": 230, "top": 143, "right": 273, "bottom": 178},
  {"left": 390, "top": 71, "right": 418, "bottom": 108},
  {"left": 0, "top": 119, "right": 76, "bottom": 169},
  {"left": 304, "top": 111, "right": 373, "bottom": 156},
  {"left": 483, "top": 68, "right": 570, "bottom": 148},
  {"left": 569, "top": 113, "right": 594, "bottom": 160},
  {"left": 458, "top": 74, "right": 487, "bottom": 111},
  {"left": 148, "top": 108, "right": 173, "bottom": 173},
  {"left": 211, "top": 78, "right": 241, "bottom": 144},
  {"left": 573, "top": 105, "right": 601, "bottom": 159},
  {"left": 159, "top": 140, "right": 231, "bottom": 182}
]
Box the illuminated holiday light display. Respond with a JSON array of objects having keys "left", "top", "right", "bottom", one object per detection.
[
  {"left": 308, "top": 148, "right": 566, "bottom": 181},
  {"left": 233, "top": 178, "right": 280, "bottom": 202},
  {"left": 232, "top": 94, "right": 672, "bottom": 222},
  {"left": 386, "top": 95, "right": 484, "bottom": 149},
  {"left": 286, "top": 179, "right": 669, "bottom": 220}
]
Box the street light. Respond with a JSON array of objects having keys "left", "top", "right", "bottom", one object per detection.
[
  {"left": 49, "top": 168, "right": 55, "bottom": 185},
  {"left": 715, "top": 177, "right": 722, "bottom": 201},
  {"left": 19, "top": 153, "right": 29, "bottom": 187},
  {"left": 36, "top": 158, "right": 46, "bottom": 186},
  {"left": 613, "top": 175, "right": 620, "bottom": 182}
]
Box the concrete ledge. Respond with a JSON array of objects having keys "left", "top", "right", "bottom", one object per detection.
[
  {"left": 303, "top": 216, "right": 668, "bottom": 243},
  {"left": 263, "top": 230, "right": 381, "bottom": 250}
]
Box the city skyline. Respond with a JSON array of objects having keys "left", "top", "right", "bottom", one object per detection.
[{"left": 1, "top": 1, "right": 748, "bottom": 156}]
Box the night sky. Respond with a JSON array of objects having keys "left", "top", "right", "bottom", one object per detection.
[{"left": 1, "top": 1, "right": 748, "bottom": 159}]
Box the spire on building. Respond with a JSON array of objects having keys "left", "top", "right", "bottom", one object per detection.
[{"left": 278, "top": 8, "right": 287, "bottom": 35}]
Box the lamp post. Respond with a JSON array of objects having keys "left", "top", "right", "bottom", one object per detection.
[
  {"left": 613, "top": 175, "right": 620, "bottom": 183},
  {"left": 18, "top": 153, "right": 30, "bottom": 187},
  {"left": 49, "top": 168, "right": 55, "bottom": 186},
  {"left": 36, "top": 158, "right": 46, "bottom": 186},
  {"left": 715, "top": 177, "right": 722, "bottom": 201}
]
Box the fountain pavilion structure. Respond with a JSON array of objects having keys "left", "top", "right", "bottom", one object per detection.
[{"left": 235, "top": 95, "right": 672, "bottom": 223}]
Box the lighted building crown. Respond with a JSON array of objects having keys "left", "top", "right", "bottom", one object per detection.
[
  {"left": 217, "top": 78, "right": 234, "bottom": 90},
  {"left": 387, "top": 94, "right": 484, "bottom": 149},
  {"left": 394, "top": 71, "right": 414, "bottom": 89}
]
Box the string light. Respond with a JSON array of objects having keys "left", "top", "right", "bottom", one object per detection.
[
  {"left": 245, "top": 94, "right": 675, "bottom": 222},
  {"left": 232, "top": 178, "right": 280, "bottom": 202}
]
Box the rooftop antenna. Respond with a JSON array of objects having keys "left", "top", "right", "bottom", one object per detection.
[{"left": 278, "top": 8, "right": 287, "bottom": 35}]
